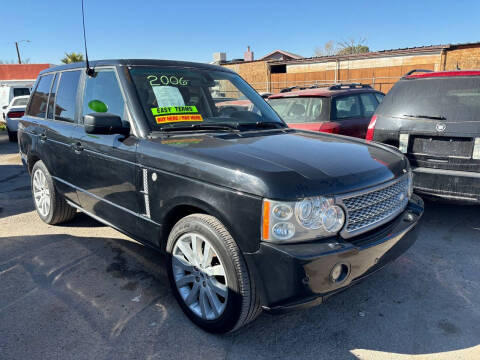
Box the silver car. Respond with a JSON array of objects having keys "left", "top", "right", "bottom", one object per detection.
[{"left": 4, "top": 95, "right": 30, "bottom": 142}]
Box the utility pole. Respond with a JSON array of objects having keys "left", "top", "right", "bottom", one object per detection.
[
  {"left": 14, "top": 40, "right": 31, "bottom": 64},
  {"left": 15, "top": 42, "right": 21, "bottom": 64}
]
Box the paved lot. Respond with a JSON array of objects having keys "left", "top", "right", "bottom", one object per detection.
[{"left": 0, "top": 131, "right": 479, "bottom": 360}]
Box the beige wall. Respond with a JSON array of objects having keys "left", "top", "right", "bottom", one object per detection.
[{"left": 444, "top": 44, "right": 480, "bottom": 70}]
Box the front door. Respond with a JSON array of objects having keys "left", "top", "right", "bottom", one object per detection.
[{"left": 72, "top": 68, "right": 140, "bottom": 236}]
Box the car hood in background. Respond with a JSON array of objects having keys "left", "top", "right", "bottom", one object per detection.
[{"left": 139, "top": 129, "right": 408, "bottom": 199}]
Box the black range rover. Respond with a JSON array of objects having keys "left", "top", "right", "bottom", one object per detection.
[
  {"left": 370, "top": 70, "right": 480, "bottom": 203},
  {"left": 18, "top": 60, "right": 423, "bottom": 333}
]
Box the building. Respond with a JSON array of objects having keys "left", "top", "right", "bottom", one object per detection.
[
  {"left": 0, "top": 64, "right": 52, "bottom": 87},
  {"left": 259, "top": 49, "right": 303, "bottom": 61},
  {"left": 221, "top": 42, "right": 480, "bottom": 93}
]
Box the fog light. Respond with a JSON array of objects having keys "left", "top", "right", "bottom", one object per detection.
[
  {"left": 473, "top": 138, "right": 480, "bottom": 160},
  {"left": 330, "top": 263, "right": 349, "bottom": 283},
  {"left": 399, "top": 134, "right": 409, "bottom": 153}
]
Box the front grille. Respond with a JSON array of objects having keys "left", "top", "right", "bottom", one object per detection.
[{"left": 339, "top": 176, "right": 409, "bottom": 237}]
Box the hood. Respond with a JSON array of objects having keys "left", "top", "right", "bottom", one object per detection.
[{"left": 139, "top": 129, "right": 408, "bottom": 199}]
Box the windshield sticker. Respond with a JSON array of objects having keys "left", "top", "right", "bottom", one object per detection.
[
  {"left": 152, "top": 86, "right": 185, "bottom": 107},
  {"left": 148, "top": 75, "right": 189, "bottom": 86},
  {"left": 155, "top": 114, "right": 203, "bottom": 124},
  {"left": 151, "top": 106, "right": 198, "bottom": 116}
]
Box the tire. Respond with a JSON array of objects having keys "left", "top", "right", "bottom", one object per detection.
[
  {"left": 31, "top": 160, "right": 76, "bottom": 224},
  {"left": 166, "top": 214, "right": 262, "bottom": 333},
  {"left": 7, "top": 129, "right": 16, "bottom": 142}
]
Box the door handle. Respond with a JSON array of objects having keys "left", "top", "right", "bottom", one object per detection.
[{"left": 72, "top": 142, "right": 84, "bottom": 154}]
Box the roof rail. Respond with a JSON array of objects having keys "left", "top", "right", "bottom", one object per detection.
[
  {"left": 328, "top": 83, "right": 372, "bottom": 90},
  {"left": 402, "top": 69, "right": 433, "bottom": 78},
  {"left": 279, "top": 85, "right": 309, "bottom": 93}
]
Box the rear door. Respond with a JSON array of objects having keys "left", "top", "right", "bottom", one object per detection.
[
  {"left": 331, "top": 94, "right": 364, "bottom": 137},
  {"left": 358, "top": 92, "right": 380, "bottom": 139}
]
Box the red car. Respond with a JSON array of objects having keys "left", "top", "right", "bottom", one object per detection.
[{"left": 268, "top": 84, "right": 384, "bottom": 139}]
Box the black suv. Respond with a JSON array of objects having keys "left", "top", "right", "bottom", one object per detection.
[
  {"left": 18, "top": 60, "right": 423, "bottom": 333},
  {"left": 369, "top": 70, "right": 480, "bottom": 203}
]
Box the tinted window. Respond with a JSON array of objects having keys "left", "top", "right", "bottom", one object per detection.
[
  {"left": 374, "top": 93, "right": 384, "bottom": 104},
  {"left": 27, "top": 74, "right": 53, "bottom": 118},
  {"left": 82, "top": 69, "right": 126, "bottom": 120},
  {"left": 47, "top": 74, "right": 59, "bottom": 120},
  {"left": 376, "top": 77, "right": 480, "bottom": 122},
  {"left": 332, "top": 95, "right": 361, "bottom": 120},
  {"left": 13, "top": 88, "right": 30, "bottom": 97},
  {"left": 54, "top": 71, "right": 81, "bottom": 122},
  {"left": 359, "top": 93, "right": 378, "bottom": 117}
]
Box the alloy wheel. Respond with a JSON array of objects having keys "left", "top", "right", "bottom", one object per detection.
[
  {"left": 172, "top": 232, "right": 228, "bottom": 320},
  {"left": 33, "top": 169, "right": 51, "bottom": 217}
]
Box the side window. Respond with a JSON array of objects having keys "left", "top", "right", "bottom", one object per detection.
[
  {"left": 359, "top": 93, "right": 379, "bottom": 117},
  {"left": 54, "top": 70, "right": 81, "bottom": 122},
  {"left": 82, "top": 69, "right": 126, "bottom": 121},
  {"left": 27, "top": 74, "right": 53, "bottom": 118},
  {"left": 47, "top": 74, "right": 59, "bottom": 120},
  {"left": 13, "top": 88, "right": 30, "bottom": 97},
  {"left": 332, "top": 95, "right": 361, "bottom": 120},
  {"left": 374, "top": 92, "right": 385, "bottom": 104}
]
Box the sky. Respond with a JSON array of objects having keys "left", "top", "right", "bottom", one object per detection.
[{"left": 1, "top": 0, "right": 480, "bottom": 65}]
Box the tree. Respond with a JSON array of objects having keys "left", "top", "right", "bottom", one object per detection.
[
  {"left": 61, "top": 52, "right": 84, "bottom": 64},
  {"left": 336, "top": 38, "right": 370, "bottom": 55},
  {"left": 314, "top": 40, "right": 337, "bottom": 57}
]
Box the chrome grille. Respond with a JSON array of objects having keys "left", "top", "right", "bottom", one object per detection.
[{"left": 339, "top": 176, "right": 409, "bottom": 237}]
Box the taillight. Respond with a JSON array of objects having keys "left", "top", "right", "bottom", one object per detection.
[
  {"left": 366, "top": 115, "right": 377, "bottom": 141},
  {"left": 7, "top": 111, "right": 24, "bottom": 119},
  {"left": 319, "top": 122, "right": 340, "bottom": 134}
]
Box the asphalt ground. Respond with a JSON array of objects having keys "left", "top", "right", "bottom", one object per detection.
[{"left": 0, "top": 131, "right": 479, "bottom": 360}]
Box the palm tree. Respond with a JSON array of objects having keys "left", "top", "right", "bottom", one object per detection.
[{"left": 61, "top": 52, "right": 84, "bottom": 64}]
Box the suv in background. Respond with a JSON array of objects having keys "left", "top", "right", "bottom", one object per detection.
[
  {"left": 268, "top": 84, "right": 384, "bottom": 139},
  {"left": 369, "top": 70, "right": 480, "bottom": 203}
]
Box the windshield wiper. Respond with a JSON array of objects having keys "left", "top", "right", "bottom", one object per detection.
[
  {"left": 403, "top": 114, "right": 447, "bottom": 120},
  {"left": 159, "top": 123, "right": 240, "bottom": 132},
  {"left": 240, "top": 121, "right": 287, "bottom": 129}
]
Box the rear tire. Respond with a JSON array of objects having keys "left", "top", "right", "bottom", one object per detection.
[
  {"left": 166, "top": 214, "right": 262, "bottom": 333},
  {"left": 31, "top": 161, "right": 76, "bottom": 224}
]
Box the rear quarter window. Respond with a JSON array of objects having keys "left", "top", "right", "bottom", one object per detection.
[{"left": 27, "top": 74, "right": 54, "bottom": 118}]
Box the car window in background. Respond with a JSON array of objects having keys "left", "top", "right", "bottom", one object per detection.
[
  {"left": 13, "top": 88, "right": 30, "bottom": 97},
  {"left": 332, "top": 95, "right": 361, "bottom": 120},
  {"left": 359, "top": 93, "right": 378, "bottom": 117},
  {"left": 129, "top": 67, "right": 283, "bottom": 130},
  {"left": 12, "top": 97, "right": 29, "bottom": 107},
  {"left": 374, "top": 92, "right": 384, "bottom": 104},
  {"left": 54, "top": 70, "right": 81, "bottom": 123},
  {"left": 82, "top": 69, "right": 126, "bottom": 121},
  {"left": 47, "top": 74, "right": 59, "bottom": 120},
  {"left": 269, "top": 97, "right": 328, "bottom": 123},
  {"left": 27, "top": 74, "right": 53, "bottom": 118},
  {"left": 376, "top": 77, "right": 480, "bottom": 121}
]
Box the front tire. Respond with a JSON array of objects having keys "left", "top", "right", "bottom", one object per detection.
[
  {"left": 31, "top": 161, "right": 76, "bottom": 224},
  {"left": 166, "top": 214, "right": 262, "bottom": 333}
]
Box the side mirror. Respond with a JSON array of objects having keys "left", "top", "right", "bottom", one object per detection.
[{"left": 84, "top": 113, "right": 130, "bottom": 136}]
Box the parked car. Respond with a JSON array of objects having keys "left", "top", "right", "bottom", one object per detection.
[
  {"left": 0, "top": 84, "right": 31, "bottom": 119},
  {"left": 18, "top": 60, "right": 423, "bottom": 333},
  {"left": 268, "top": 84, "right": 384, "bottom": 138},
  {"left": 369, "top": 69, "right": 480, "bottom": 203},
  {"left": 4, "top": 95, "right": 30, "bottom": 141}
]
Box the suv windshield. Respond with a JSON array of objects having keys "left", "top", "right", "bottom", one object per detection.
[
  {"left": 129, "top": 67, "right": 284, "bottom": 131},
  {"left": 377, "top": 77, "right": 480, "bottom": 122},
  {"left": 269, "top": 97, "right": 328, "bottom": 123}
]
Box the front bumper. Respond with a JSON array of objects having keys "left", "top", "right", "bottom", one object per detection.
[
  {"left": 413, "top": 167, "right": 480, "bottom": 202},
  {"left": 245, "top": 194, "right": 424, "bottom": 311}
]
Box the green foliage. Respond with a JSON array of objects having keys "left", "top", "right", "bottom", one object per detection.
[
  {"left": 0, "top": 123, "right": 6, "bottom": 131},
  {"left": 61, "top": 52, "right": 84, "bottom": 64},
  {"left": 314, "top": 38, "right": 370, "bottom": 57}
]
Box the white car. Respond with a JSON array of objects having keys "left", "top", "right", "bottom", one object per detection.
[{"left": 4, "top": 95, "right": 30, "bottom": 142}]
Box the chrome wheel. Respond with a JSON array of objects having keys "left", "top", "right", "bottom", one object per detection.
[
  {"left": 172, "top": 232, "right": 228, "bottom": 320},
  {"left": 33, "top": 168, "right": 51, "bottom": 217}
]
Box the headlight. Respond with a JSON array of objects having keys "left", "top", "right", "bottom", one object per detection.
[{"left": 262, "top": 197, "right": 345, "bottom": 243}]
